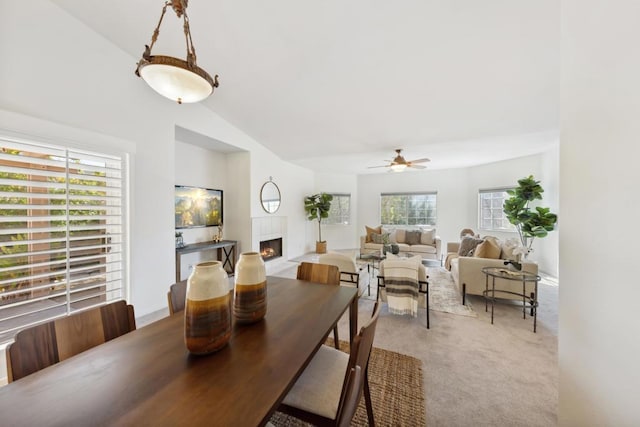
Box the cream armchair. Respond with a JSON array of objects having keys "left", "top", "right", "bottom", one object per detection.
[{"left": 318, "top": 252, "right": 370, "bottom": 297}]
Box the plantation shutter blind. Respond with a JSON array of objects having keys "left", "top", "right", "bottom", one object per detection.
[{"left": 0, "top": 137, "right": 126, "bottom": 344}]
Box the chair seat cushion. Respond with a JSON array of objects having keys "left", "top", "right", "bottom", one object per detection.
[{"left": 281, "top": 344, "right": 349, "bottom": 419}]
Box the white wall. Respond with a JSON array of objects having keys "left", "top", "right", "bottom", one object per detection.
[
  {"left": 356, "top": 152, "right": 559, "bottom": 275},
  {"left": 560, "top": 1, "right": 640, "bottom": 424},
  {"left": 467, "top": 151, "right": 559, "bottom": 276},
  {"left": 174, "top": 140, "right": 230, "bottom": 280},
  {"left": 249, "top": 146, "right": 315, "bottom": 259},
  {"left": 312, "top": 173, "right": 359, "bottom": 252},
  {"left": 357, "top": 168, "right": 470, "bottom": 258},
  {"left": 0, "top": 1, "right": 315, "bottom": 317}
]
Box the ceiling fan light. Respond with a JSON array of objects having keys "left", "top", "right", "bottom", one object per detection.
[{"left": 390, "top": 164, "right": 407, "bottom": 172}]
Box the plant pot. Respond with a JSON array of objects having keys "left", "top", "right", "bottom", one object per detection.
[{"left": 316, "top": 241, "right": 327, "bottom": 254}]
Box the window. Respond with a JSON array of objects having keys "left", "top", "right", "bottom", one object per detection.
[
  {"left": 325, "top": 193, "right": 350, "bottom": 225},
  {"left": 380, "top": 192, "right": 437, "bottom": 226},
  {"left": 0, "top": 136, "right": 126, "bottom": 344},
  {"left": 478, "top": 189, "right": 514, "bottom": 231}
]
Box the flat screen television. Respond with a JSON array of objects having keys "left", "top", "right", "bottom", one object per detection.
[{"left": 175, "top": 185, "right": 223, "bottom": 229}]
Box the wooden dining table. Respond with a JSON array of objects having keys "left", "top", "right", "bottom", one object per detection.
[{"left": 0, "top": 276, "right": 358, "bottom": 427}]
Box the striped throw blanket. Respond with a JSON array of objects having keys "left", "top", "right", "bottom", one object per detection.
[{"left": 383, "top": 258, "right": 420, "bottom": 317}]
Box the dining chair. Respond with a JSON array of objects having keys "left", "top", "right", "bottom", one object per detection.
[
  {"left": 296, "top": 262, "right": 342, "bottom": 349},
  {"left": 278, "top": 302, "right": 381, "bottom": 426},
  {"left": 167, "top": 280, "right": 187, "bottom": 315},
  {"left": 6, "top": 300, "right": 136, "bottom": 383},
  {"left": 267, "top": 366, "right": 363, "bottom": 427}
]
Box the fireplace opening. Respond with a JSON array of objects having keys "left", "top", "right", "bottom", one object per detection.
[{"left": 260, "top": 238, "right": 282, "bottom": 262}]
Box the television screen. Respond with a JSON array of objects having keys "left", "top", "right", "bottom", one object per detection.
[{"left": 175, "top": 185, "right": 223, "bottom": 228}]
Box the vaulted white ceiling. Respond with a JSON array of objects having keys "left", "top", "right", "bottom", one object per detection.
[{"left": 53, "top": 0, "right": 559, "bottom": 174}]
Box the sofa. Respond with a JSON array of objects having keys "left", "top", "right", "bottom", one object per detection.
[
  {"left": 360, "top": 226, "right": 441, "bottom": 261},
  {"left": 447, "top": 237, "right": 538, "bottom": 305}
]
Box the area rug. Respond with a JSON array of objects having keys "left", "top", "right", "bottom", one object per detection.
[
  {"left": 268, "top": 339, "right": 426, "bottom": 426},
  {"left": 426, "top": 267, "right": 477, "bottom": 317}
]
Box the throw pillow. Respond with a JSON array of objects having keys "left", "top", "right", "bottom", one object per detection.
[
  {"left": 371, "top": 232, "right": 390, "bottom": 244},
  {"left": 459, "top": 228, "right": 476, "bottom": 238},
  {"left": 474, "top": 238, "right": 501, "bottom": 259},
  {"left": 458, "top": 236, "right": 484, "bottom": 257},
  {"left": 420, "top": 229, "right": 435, "bottom": 245},
  {"left": 365, "top": 225, "right": 381, "bottom": 243},
  {"left": 405, "top": 230, "right": 422, "bottom": 245},
  {"left": 500, "top": 239, "right": 519, "bottom": 261},
  {"left": 395, "top": 229, "right": 406, "bottom": 243},
  {"left": 381, "top": 227, "right": 398, "bottom": 244}
]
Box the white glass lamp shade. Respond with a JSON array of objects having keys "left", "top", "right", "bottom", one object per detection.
[
  {"left": 390, "top": 163, "right": 407, "bottom": 172},
  {"left": 138, "top": 56, "right": 214, "bottom": 104}
]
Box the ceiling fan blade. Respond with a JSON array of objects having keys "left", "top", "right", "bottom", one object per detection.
[
  {"left": 408, "top": 164, "right": 427, "bottom": 169},
  {"left": 367, "top": 165, "right": 390, "bottom": 169},
  {"left": 407, "top": 158, "right": 431, "bottom": 164}
]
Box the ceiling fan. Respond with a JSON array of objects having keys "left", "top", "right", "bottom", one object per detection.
[{"left": 368, "top": 149, "right": 431, "bottom": 172}]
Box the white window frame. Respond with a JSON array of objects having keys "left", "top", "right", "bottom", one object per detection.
[
  {"left": 0, "top": 135, "right": 128, "bottom": 344},
  {"left": 380, "top": 192, "right": 437, "bottom": 226},
  {"left": 325, "top": 193, "right": 351, "bottom": 225},
  {"left": 478, "top": 188, "right": 516, "bottom": 232}
]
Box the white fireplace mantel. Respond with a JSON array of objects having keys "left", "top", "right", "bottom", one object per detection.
[{"left": 251, "top": 216, "right": 287, "bottom": 273}]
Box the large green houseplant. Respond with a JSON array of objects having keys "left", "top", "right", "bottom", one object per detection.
[
  {"left": 304, "top": 193, "right": 333, "bottom": 253},
  {"left": 503, "top": 175, "right": 558, "bottom": 258}
]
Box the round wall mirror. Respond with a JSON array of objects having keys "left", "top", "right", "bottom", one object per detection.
[{"left": 260, "top": 180, "right": 281, "bottom": 214}]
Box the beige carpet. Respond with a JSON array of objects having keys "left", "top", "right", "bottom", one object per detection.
[
  {"left": 272, "top": 252, "right": 558, "bottom": 426},
  {"left": 269, "top": 339, "right": 426, "bottom": 426}
]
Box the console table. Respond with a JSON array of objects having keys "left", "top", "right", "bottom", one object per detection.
[{"left": 175, "top": 240, "right": 238, "bottom": 281}]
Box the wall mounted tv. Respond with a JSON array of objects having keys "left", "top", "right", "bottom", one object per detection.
[{"left": 175, "top": 185, "right": 223, "bottom": 229}]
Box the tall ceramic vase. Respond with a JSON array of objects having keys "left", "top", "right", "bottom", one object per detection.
[
  {"left": 233, "top": 252, "right": 267, "bottom": 324},
  {"left": 184, "top": 261, "right": 231, "bottom": 355}
]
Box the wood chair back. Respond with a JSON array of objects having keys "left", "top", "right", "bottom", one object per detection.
[
  {"left": 296, "top": 262, "right": 340, "bottom": 285},
  {"left": 167, "top": 280, "right": 187, "bottom": 315},
  {"left": 347, "top": 302, "right": 381, "bottom": 383},
  {"left": 297, "top": 262, "right": 342, "bottom": 350},
  {"left": 6, "top": 300, "right": 136, "bottom": 382},
  {"left": 336, "top": 365, "right": 364, "bottom": 427},
  {"left": 343, "top": 302, "right": 381, "bottom": 425}
]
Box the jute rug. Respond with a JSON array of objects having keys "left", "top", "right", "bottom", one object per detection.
[{"left": 268, "top": 339, "right": 426, "bottom": 426}]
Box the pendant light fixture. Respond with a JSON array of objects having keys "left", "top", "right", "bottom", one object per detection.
[{"left": 135, "top": 0, "right": 219, "bottom": 104}]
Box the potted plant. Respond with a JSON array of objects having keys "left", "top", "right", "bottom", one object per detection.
[
  {"left": 304, "top": 193, "right": 333, "bottom": 253},
  {"left": 503, "top": 175, "right": 558, "bottom": 258}
]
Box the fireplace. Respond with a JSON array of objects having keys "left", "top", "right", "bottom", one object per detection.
[{"left": 260, "top": 238, "right": 282, "bottom": 262}]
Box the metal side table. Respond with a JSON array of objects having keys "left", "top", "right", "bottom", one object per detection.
[{"left": 481, "top": 267, "right": 541, "bottom": 332}]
